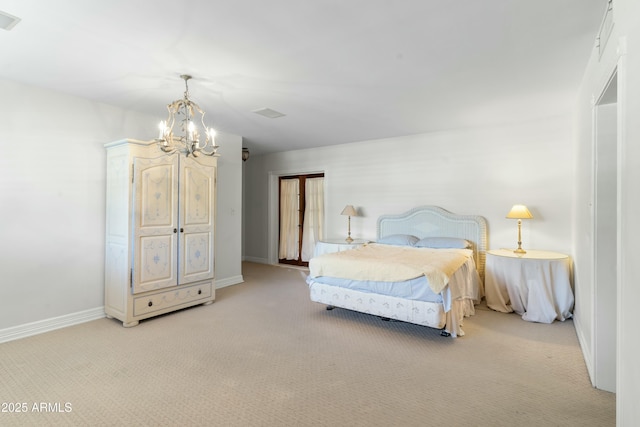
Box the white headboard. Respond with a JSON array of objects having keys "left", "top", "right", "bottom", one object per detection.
[{"left": 376, "top": 206, "right": 488, "bottom": 280}]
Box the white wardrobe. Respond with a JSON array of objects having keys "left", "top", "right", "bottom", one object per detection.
[{"left": 104, "top": 139, "right": 217, "bottom": 327}]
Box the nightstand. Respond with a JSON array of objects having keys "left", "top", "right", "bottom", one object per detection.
[
  {"left": 485, "top": 249, "right": 574, "bottom": 323},
  {"left": 313, "top": 239, "right": 369, "bottom": 257}
]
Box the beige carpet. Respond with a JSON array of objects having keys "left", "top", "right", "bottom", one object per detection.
[{"left": 0, "top": 262, "right": 614, "bottom": 426}]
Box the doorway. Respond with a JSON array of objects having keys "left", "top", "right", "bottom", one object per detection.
[
  {"left": 278, "top": 173, "right": 324, "bottom": 267},
  {"left": 593, "top": 70, "right": 617, "bottom": 393}
]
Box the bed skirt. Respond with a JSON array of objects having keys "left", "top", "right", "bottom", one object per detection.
[{"left": 308, "top": 279, "right": 477, "bottom": 337}]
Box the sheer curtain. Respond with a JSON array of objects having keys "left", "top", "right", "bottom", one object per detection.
[
  {"left": 301, "top": 177, "right": 324, "bottom": 261},
  {"left": 279, "top": 179, "right": 300, "bottom": 260}
]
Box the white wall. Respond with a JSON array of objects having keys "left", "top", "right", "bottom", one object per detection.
[
  {"left": 244, "top": 115, "right": 575, "bottom": 263},
  {"left": 0, "top": 79, "right": 243, "bottom": 333},
  {"left": 617, "top": 0, "right": 640, "bottom": 420},
  {"left": 214, "top": 132, "right": 244, "bottom": 287},
  {"left": 573, "top": 0, "right": 640, "bottom": 423}
]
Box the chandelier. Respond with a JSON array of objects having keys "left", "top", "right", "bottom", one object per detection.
[{"left": 155, "top": 74, "right": 219, "bottom": 157}]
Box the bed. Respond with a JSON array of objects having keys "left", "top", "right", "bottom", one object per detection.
[{"left": 306, "top": 206, "right": 488, "bottom": 337}]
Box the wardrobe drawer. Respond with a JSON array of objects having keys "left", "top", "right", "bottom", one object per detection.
[{"left": 133, "top": 282, "right": 213, "bottom": 316}]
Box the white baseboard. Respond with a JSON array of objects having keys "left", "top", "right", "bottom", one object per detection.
[
  {"left": 573, "top": 314, "right": 595, "bottom": 386},
  {"left": 243, "top": 256, "right": 269, "bottom": 264},
  {"left": 0, "top": 275, "right": 246, "bottom": 344},
  {"left": 0, "top": 307, "right": 106, "bottom": 344},
  {"left": 216, "top": 274, "right": 244, "bottom": 289}
]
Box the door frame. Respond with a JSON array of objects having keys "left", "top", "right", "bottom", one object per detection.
[
  {"left": 278, "top": 173, "right": 324, "bottom": 266},
  {"left": 267, "top": 168, "right": 326, "bottom": 265},
  {"left": 592, "top": 68, "right": 618, "bottom": 393}
]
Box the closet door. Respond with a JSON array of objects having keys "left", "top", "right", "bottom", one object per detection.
[
  {"left": 178, "top": 156, "right": 215, "bottom": 285},
  {"left": 132, "top": 155, "right": 179, "bottom": 294}
]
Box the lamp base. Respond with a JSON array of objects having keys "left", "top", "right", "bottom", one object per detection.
[
  {"left": 513, "top": 248, "right": 526, "bottom": 254},
  {"left": 345, "top": 236, "right": 354, "bottom": 243}
]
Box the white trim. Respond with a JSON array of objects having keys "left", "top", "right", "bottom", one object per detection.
[
  {"left": 267, "top": 168, "right": 328, "bottom": 265},
  {"left": 215, "top": 275, "right": 244, "bottom": 289},
  {"left": 581, "top": 35, "right": 625, "bottom": 392},
  {"left": 591, "top": 71, "right": 616, "bottom": 391},
  {"left": 574, "top": 313, "right": 595, "bottom": 385},
  {"left": 595, "top": 0, "right": 614, "bottom": 60},
  {"left": 0, "top": 273, "right": 246, "bottom": 343},
  {"left": 589, "top": 91, "right": 598, "bottom": 387},
  {"left": 243, "top": 256, "right": 269, "bottom": 264},
  {"left": 0, "top": 307, "right": 106, "bottom": 344},
  {"left": 615, "top": 40, "right": 626, "bottom": 419}
]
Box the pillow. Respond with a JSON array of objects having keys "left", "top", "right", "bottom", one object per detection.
[
  {"left": 376, "top": 234, "right": 420, "bottom": 246},
  {"left": 414, "top": 237, "right": 472, "bottom": 249}
]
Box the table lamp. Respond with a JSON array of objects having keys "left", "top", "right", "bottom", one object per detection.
[
  {"left": 506, "top": 204, "right": 533, "bottom": 254},
  {"left": 341, "top": 205, "right": 357, "bottom": 243}
]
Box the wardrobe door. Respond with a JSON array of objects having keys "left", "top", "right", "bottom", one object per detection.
[
  {"left": 178, "top": 156, "right": 215, "bottom": 285},
  {"left": 132, "top": 155, "right": 179, "bottom": 294}
]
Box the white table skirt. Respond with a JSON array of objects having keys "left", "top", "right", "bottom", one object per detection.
[{"left": 485, "top": 249, "right": 574, "bottom": 323}]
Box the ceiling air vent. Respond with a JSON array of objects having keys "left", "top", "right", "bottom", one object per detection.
[
  {"left": 0, "top": 10, "right": 20, "bottom": 31},
  {"left": 252, "top": 108, "right": 286, "bottom": 119}
]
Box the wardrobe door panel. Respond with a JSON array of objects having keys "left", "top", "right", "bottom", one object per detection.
[
  {"left": 133, "top": 155, "right": 179, "bottom": 294},
  {"left": 179, "top": 157, "right": 215, "bottom": 284}
]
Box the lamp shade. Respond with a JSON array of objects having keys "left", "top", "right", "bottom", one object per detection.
[
  {"left": 341, "top": 205, "right": 357, "bottom": 216},
  {"left": 506, "top": 204, "right": 533, "bottom": 219}
]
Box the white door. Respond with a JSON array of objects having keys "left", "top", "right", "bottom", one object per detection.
[{"left": 132, "top": 155, "right": 179, "bottom": 294}]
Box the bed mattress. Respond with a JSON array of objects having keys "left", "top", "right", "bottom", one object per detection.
[{"left": 307, "top": 257, "right": 482, "bottom": 312}]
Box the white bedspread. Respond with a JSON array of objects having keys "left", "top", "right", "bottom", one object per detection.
[{"left": 308, "top": 243, "right": 472, "bottom": 294}]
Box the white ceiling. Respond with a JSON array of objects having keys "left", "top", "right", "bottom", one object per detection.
[{"left": 0, "top": 1, "right": 606, "bottom": 155}]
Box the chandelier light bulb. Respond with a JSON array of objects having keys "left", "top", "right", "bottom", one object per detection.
[{"left": 188, "top": 121, "right": 195, "bottom": 140}]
